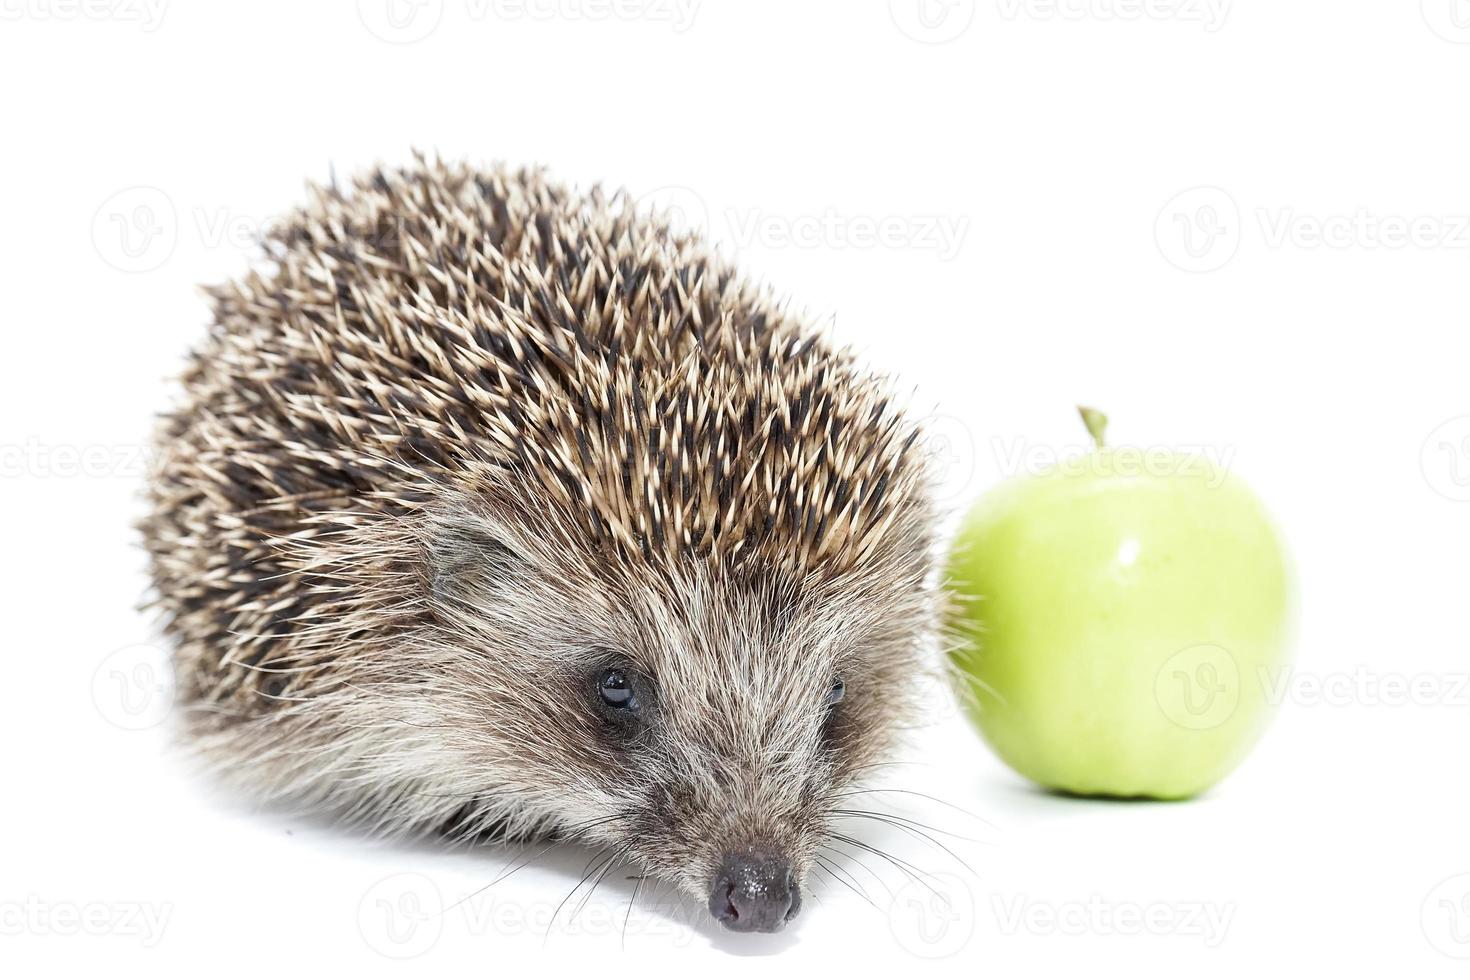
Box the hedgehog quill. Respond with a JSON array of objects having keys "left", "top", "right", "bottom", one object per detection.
[{"left": 142, "top": 157, "right": 937, "bottom": 934}]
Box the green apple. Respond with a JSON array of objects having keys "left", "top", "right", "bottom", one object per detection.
[{"left": 945, "top": 408, "right": 1293, "bottom": 799}]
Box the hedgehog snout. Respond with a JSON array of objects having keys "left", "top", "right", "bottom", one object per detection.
[{"left": 707, "top": 849, "right": 801, "bottom": 933}]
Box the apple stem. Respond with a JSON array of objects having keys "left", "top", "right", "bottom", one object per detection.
[{"left": 1078, "top": 405, "right": 1108, "bottom": 449}]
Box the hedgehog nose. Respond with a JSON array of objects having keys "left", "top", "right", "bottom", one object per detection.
[{"left": 709, "top": 851, "right": 800, "bottom": 933}]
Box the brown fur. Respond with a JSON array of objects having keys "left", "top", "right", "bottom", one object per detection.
[{"left": 141, "top": 156, "right": 936, "bottom": 910}]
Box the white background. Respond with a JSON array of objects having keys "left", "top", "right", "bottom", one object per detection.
[{"left": 3, "top": 1, "right": 1470, "bottom": 976}]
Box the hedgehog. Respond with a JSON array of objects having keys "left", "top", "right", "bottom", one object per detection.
[{"left": 141, "top": 156, "right": 936, "bottom": 934}]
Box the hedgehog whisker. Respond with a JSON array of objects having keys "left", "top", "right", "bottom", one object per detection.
[
  {"left": 813, "top": 853, "right": 879, "bottom": 911},
  {"left": 833, "top": 785, "right": 996, "bottom": 829},
  {"left": 808, "top": 859, "right": 840, "bottom": 903},
  {"left": 831, "top": 805, "right": 988, "bottom": 845},
  {"left": 621, "top": 863, "right": 644, "bottom": 949},
  {"left": 544, "top": 845, "right": 616, "bottom": 943},
  {"left": 828, "top": 833, "right": 943, "bottom": 901},
  {"left": 444, "top": 811, "right": 634, "bottom": 914},
  {"left": 818, "top": 841, "right": 892, "bottom": 900},
  {"left": 567, "top": 848, "right": 625, "bottom": 937},
  {"left": 830, "top": 809, "right": 977, "bottom": 875}
]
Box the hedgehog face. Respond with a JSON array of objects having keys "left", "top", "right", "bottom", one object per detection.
[
  {"left": 583, "top": 576, "right": 897, "bottom": 934},
  {"left": 424, "top": 491, "right": 930, "bottom": 933}
]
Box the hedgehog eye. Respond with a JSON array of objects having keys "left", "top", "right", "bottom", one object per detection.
[
  {"left": 826, "top": 677, "right": 845, "bottom": 706},
  {"left": 598, "top": 668, "right": 640, "bottom": 712}
]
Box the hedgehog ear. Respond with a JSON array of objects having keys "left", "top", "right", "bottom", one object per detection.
[{"left": 424, "top": 510, "right": 525, "bottom": 616}]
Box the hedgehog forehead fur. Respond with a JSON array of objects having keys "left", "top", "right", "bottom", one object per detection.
[{"left": 142, "top": 155, "right": 937, "bottom": 915}]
